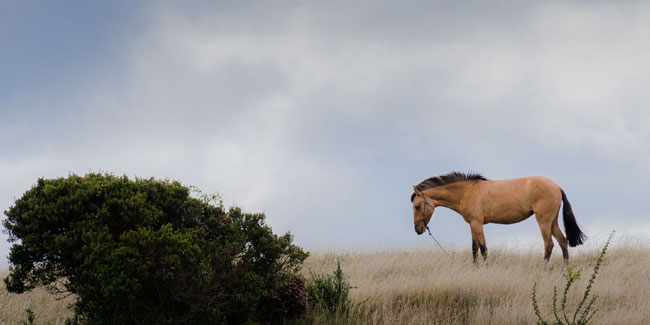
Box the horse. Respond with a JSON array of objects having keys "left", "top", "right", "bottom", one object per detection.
[{"left": 411, "top": 172, "right": 585, "bottom": 267}]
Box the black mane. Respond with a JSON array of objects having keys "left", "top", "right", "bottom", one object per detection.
[{"left": 411, "top": 172, "right": 486, "bottom": 202}]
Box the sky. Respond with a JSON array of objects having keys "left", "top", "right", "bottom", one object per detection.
[{"left": 1, "top": 1, "right": 650, "bottom": 268}]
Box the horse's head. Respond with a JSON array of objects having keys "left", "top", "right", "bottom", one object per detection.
[{"left": 411, "top": 186, "right": 435, "bottom": 235}]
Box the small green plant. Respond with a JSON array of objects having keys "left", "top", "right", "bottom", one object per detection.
[
  {"left": 307, "top": 260, "right": 354, "bottom": 317},
  {"left": 22, "top": 308, "right": 35, "bottom": 325},
  {"left": 531, "top": 231, "right": 614, "bottom": 325}
]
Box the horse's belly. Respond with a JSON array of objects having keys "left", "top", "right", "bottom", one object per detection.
[{"left": 485, "top": 211, "right": 533, "bottom": 224}]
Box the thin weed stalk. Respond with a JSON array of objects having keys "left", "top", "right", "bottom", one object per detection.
[{"left": 531, "top": 231, "right": 614, "bottom": 325}]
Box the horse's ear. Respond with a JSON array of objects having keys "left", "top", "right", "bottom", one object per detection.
[{"left": 411, "top": 185, "right": 420, "bottom": 202}]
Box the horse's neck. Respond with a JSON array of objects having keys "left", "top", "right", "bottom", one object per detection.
[{"left": 425, "top": 183, "right": 468, "bottom": 211}]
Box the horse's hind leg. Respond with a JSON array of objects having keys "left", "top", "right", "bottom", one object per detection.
[
  {"left": 551, "top": 221, "right": 569, "bottom": 266},
  {"left": 536, "top": 220, "right": 554, "bottom": 270}
]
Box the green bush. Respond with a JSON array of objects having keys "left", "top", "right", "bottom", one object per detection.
[{"left": 3, "top": 173, "right": 308, "bottom": 324}]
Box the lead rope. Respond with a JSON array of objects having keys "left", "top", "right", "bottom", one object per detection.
[
  {"left": 425, "top": 226, "right": 448, "bottom": 254},
  {"left": 420, "top": 193, "right": 448, "bottom": 254}
]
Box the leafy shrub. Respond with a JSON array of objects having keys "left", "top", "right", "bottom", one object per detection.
[
  {"left": 307, "top": 260, "right": 354, "bottom": 317},
  {"left": 3, "top": 173, "right": 308, "bottom": 324},
  {"left": 531, "top": 232, "right": 613, "bottom": 325}
]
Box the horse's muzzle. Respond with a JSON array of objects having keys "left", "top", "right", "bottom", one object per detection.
[{"left": 415, "top": 227, "right": 424, "bottom": 235}]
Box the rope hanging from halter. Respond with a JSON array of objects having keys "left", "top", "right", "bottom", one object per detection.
[
  {"left": 425, "top": 226, "right": 447, "bottom": 253},
  {"left": 420, "top": 193, "right": 448, "bottom": 254}
]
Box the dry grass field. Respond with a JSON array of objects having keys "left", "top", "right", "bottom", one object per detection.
[
  {"left": 0, "top": 277, "right": 74, "bottom": 324},
  {"left": 1, "top": 238, "right": 648, "bottom": 324},
  {"left": 303, "top": 238, "right": 650, "bottom": 325}
]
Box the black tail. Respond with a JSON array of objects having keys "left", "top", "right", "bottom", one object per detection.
[{"left": 561, "top": 189, "right": 585, "bottom": 247}]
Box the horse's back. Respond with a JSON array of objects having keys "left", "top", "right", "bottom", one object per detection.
[
  {"left": 481, "top": 176, "right": 557, "bottom": 194},
  {"left": 521, "top": 176, "right": 561, "bottom": 200},
  {"left": 473, "top": 176, "right": 561, "bottom": 224}
]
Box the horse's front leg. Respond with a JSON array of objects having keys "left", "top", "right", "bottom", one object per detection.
[
  {"left": 471, "top": 221, "right": 488, "bottom": 261},
  {"left": 470, "top": 222, "right": 488, "bottom": 262},
  {"left": 479, "top": 238, "right": 488, "bottom": 261},
  {"left": 471, "top": 227, "right": 478, "bottom": 263},
  {"left": 472, "top": 238, "right": 478, "bottom": 263}
]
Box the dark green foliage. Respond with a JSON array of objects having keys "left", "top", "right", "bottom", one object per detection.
[
  {"left": 3, "top": 173, "right": 308, "bottom": 324},
  {"left": 260, "top": 274, "right": 308, "bottom": 321},
  {"left": 531, "top": 232, "right": 613, "bottom": 325},
  {"left": 307, "top": 260, "right": 354, "bottom": 317}
]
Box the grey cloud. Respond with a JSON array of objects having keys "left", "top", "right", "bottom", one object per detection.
[{"left": 2, "top": 1, "right": 650, "bottom": 267}]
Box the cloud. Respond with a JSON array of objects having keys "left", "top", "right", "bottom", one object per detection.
[{"left": 2, "top": 2, "right": 650, "bottom": 267}]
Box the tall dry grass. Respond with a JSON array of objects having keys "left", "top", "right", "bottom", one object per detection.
[
  {"left": 0, "top": 274, "right": 74, "bottom": 324},
  {"left": 303, "top": 239, "right": 650, "bottom": 324},
  {"left": 0, "top": 238, "right": 648, "bottom": 324}
]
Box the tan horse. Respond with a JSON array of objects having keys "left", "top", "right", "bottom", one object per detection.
[{"left": 411, "top": 172, "right": 585, "bottom": 267}]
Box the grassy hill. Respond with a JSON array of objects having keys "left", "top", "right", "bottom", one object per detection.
[
  {"left": 303, "top": 239, "right": 649, "bottom": 324},
  {"left": 1, "top": 239, "right": 648, "bottom": 324}
]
